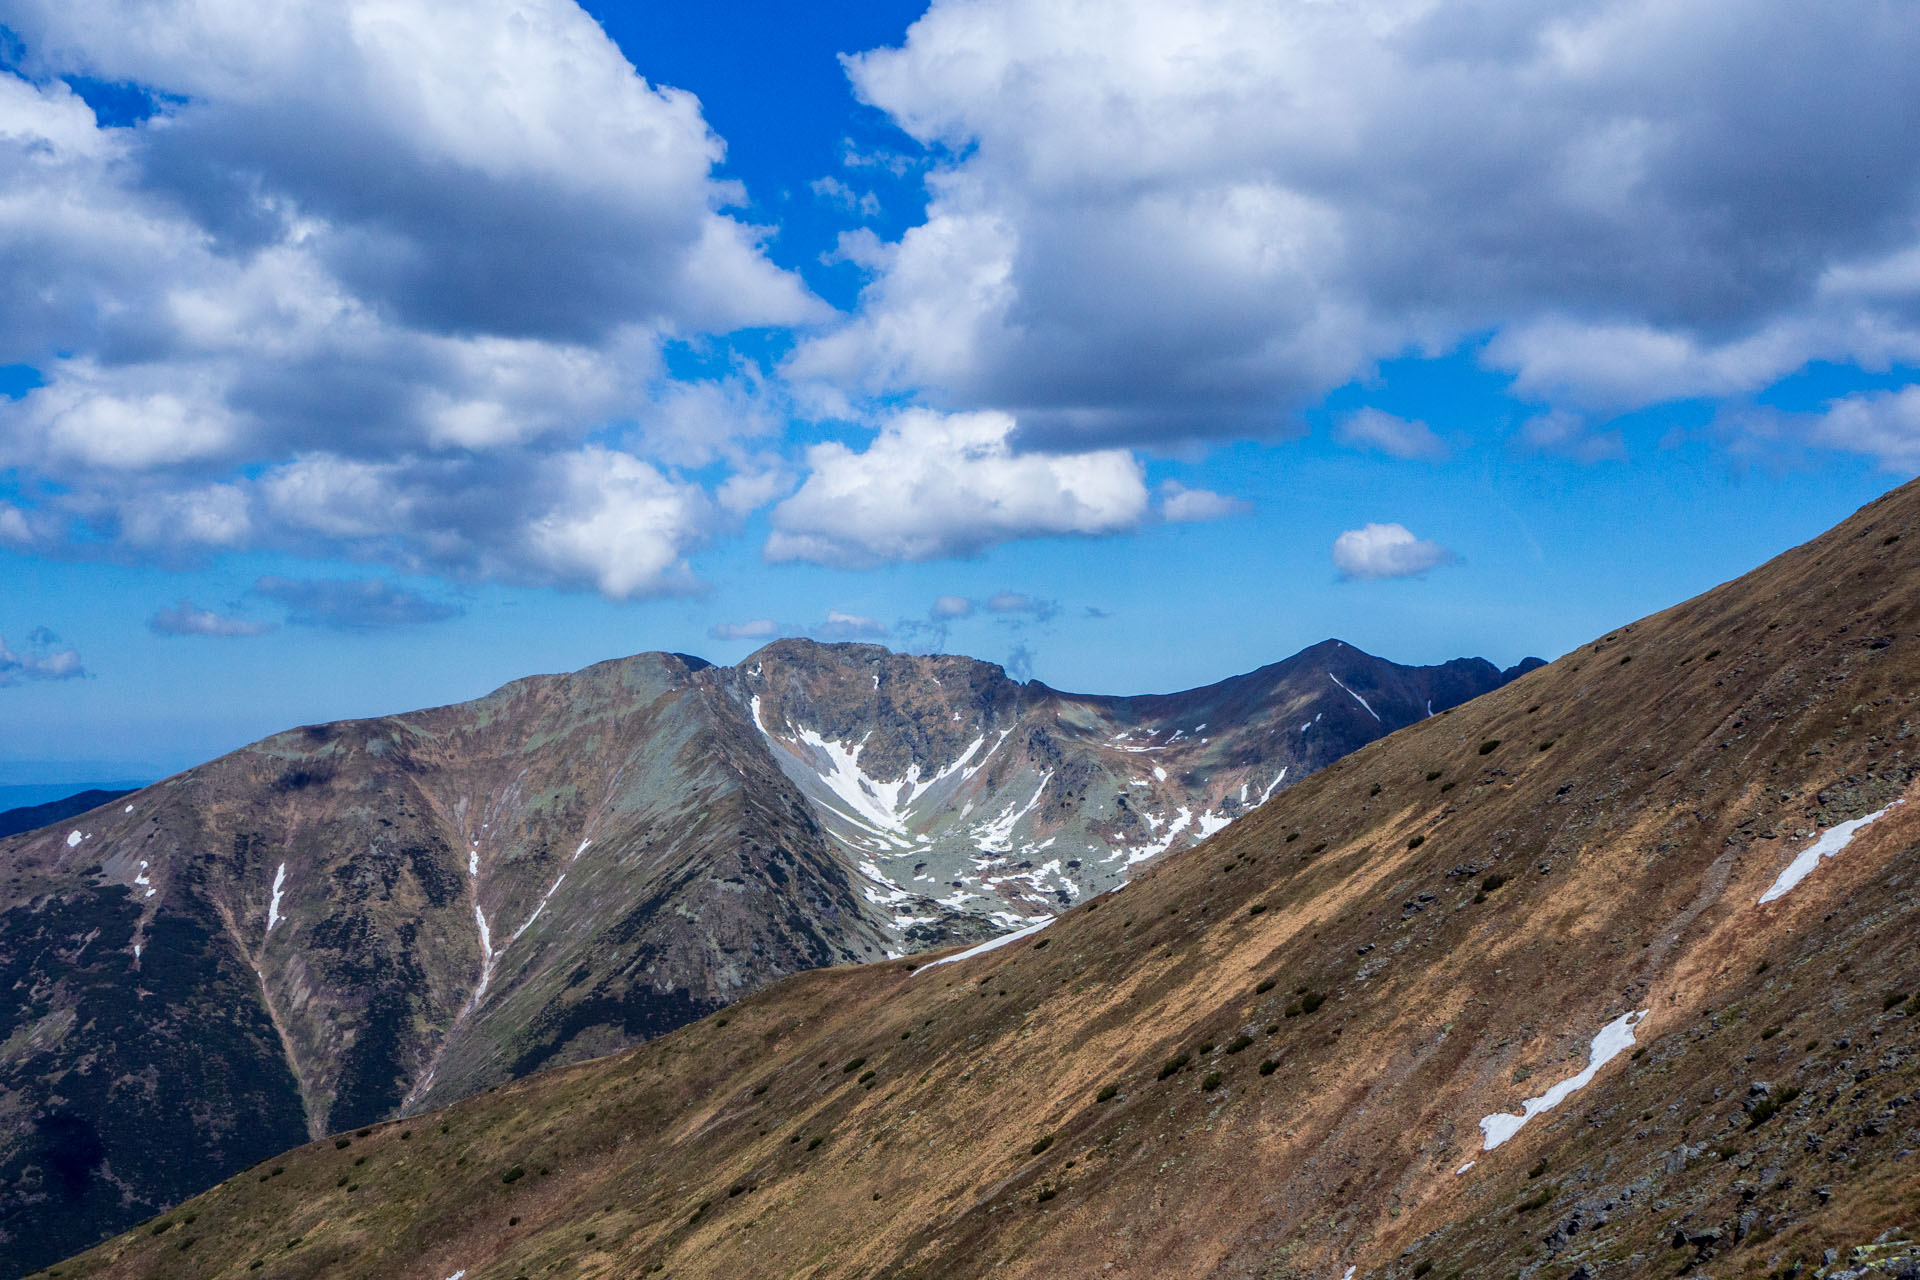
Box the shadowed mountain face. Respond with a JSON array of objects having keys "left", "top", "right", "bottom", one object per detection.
[
  {"left": 45, "top": 482, "right": 1920, "bottom": 1280},
  {"left": 0, "top": 790, "right": 137, "bottom": 840},
  {"left": 0, "top": 639, "right": 1521, "bottom": 1278}
]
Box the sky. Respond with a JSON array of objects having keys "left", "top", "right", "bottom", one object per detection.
[{"left": 2, "top": 0, "right": 1919, "bottom": 778}]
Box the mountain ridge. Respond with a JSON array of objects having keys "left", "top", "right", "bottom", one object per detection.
[
  {"left": 41, "top": 479, "right": 1920, "bottom": 1280},
  {"left": 0, "top": 634, "right": 1528, "bottom": 1278}
]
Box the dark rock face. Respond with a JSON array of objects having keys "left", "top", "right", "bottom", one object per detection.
[{"left": 0, "top": 637, "right": 1523, "bottom": 1276}]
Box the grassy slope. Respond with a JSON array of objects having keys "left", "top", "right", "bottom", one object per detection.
[{"left": 48, "top": 483, "right": 1920, "bottom": 1280}]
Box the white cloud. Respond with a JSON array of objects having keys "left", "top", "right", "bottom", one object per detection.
[
  {"left": 1514, "top": 409, "right": 1627, "bottom": 463},
  {"left": 1157, "top": 480, "right": 1250, "bottom": 523},
  {"left": 708, "top": 618, "right": 782, "bottom": 641},
  {"left": 1334, "top": 408, "right": 1449, "bottom": 461},
  {"left": 816, "top": 610, "right": 889, "bottom": 641},
  {"left": 791, "top": 0, "right": 1920, "bottom": 441},
  {"left": 0, "top": 632, "right": 88, "bottom": 685},
  {"left": 519, "top": 448, "right": 711, "bottom": 598},
  {"left": 1720, "top": 385, "right": 1920, "bottom": 472},
  {"left": 1808, "top": 386, "right": 1920, "bottom": 470},
  {"left": 147, "top": 599, "right": 274, "bottom": 637},
  {"left": 810, "top": 176, "right": 881, "bottom": 218},
  {"left": 0, "top": 0, "right": 819, "bottom": 597},
  {"left": 930, "top": 595, "right": 975, "bottom": 619},
  {"left": 765, "top": 409, "right": 1150, "bottom": 566},
  {"left": 1331, "top": 522, "right": 1457, "bottom": 580}
]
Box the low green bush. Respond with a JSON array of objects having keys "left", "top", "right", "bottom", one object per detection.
[
  {"left": 1478, "top": 739, "right": 1501, "bottom": 755},
  {"left": 1200, "top": 1072, "right": 1222, "bottom": 1091}
]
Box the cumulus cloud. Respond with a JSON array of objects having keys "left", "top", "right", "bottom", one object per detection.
[
  {"left": 0, "top": 0, "right": 817, "bottom": 596},
  {"left": 765, "top": 409, "right": 1149, "bottom": 567},
  {"left": 985, "top": 591, "right": 1057, "bottom": 620},
  {"left": 814, "top": 610, "right": 890, "bottom": 641},
  {"left": 253, "top": 577, "right": 462, "bottom": 631},
  {"left": 1331, "top": 523, "right": 1457, "bottom": 581},
  {"left": 1335, "top": 409, "right": 1449, "bottom": 461},
  {"left": 788, "top": 0, "right": 1920, "bottom": 444},
  {"left": 1716, "top": 385, "right": 1920, "bottom": 472},
  {"left": 0, "top": 632, "right": 88, "bottom": 685},
  {"left": 1805, "top": 386, "right": 1920, "bottom": 471},
  {"left": 1514, "top": 409, "right": 1628, "bottom": 463},
  {"left": 930, "top": 595, "right": 975, "bottom": 619},
  {"left": 1157, "top": 480, "right": 1250, "bottom": 523},
  {"left": 148, "top": 600, "right": 275, "bottom": 637},
  {"left": 708, "top": 618, "right": 783, "bottom": 641}
]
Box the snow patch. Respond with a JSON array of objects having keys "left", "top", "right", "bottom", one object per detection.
[
  {"left": 66, "top": 830, "right": 82, "bottom": 848},
  {"left": 1758, "top": 800, "right": 1902, "bottom": 904},
  {"left": 471, "top": 905, "right": 495, "bottom": 1004},
  {"left": 915, "top": 917, "right": 1054, "bottom": 972},
  {"left": 507, "top": 874, "right": 566, "bottom": 947},
  {"left": 267, "top": 863, "right": 287, "bottom": 932},
  {"left": 1456, "top": 1160, "right": 1475, "bottom": 1174},
  {"left": 1478, "top": 1009, "right": 1647, "bottom": 1150},
  {"left": 133, "top": 860, "right": 154, "bottom": 898},
  {"left": 468, "top": 848, "right": 478, "bottom": 877},
  {"left": 124, "top": 804, "right": 134, "bottom": 813},
  {"left": 973, "top": 773, "right": 1051, "bottom": 854},
  {"left": 1153, "top": 765, "right": 1167, "bottom": 781},
  {"left": 1257, "top": 767, "right": 1289, "bottom": 805},
  {"left": 1329, "top": 672, "right": 1381, "bottom": 722}
]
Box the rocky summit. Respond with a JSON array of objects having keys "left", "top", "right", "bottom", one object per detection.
[
  {"left": 37, "top": 485, "right": 1920, "bottom": 1279},
  {"left": 0, "top": 636, "right": 1522, "bottom": 1278}
]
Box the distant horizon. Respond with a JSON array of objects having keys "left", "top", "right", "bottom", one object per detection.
[{"left": 0, "top": 628, "right": 1556, "bottom": 781}]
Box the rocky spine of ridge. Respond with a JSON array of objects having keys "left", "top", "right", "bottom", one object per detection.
[
  {"left": 0, "top": 638, "right": 1520, "bottom": 1279},
  {"left": 42, "top": 480, "right": 1920, "bottom": 1280}
]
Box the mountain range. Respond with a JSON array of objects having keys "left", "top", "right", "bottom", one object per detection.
[
  {"left": 41, "top": 479, "right": 1920, "bottom": 1280},
  {"left": 0, "top": 635, "right": 1532, "bottom": 1277}
]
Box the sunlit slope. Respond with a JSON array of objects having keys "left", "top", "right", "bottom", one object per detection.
[{"left": 52, "top": 484, "right": 1920, "bottom": 1279}]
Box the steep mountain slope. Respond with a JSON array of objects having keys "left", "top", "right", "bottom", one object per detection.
[
  {"left": 47, "top": 480, "right": 1920, "bottom": 1280},
  {"left": 0, "top": 639, "right": 1517, "bottom": 1278}
]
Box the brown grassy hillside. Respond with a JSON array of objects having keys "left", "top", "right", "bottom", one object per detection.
[{"left": 47, "top": 482, "right": 1920, "bottom": 1279}]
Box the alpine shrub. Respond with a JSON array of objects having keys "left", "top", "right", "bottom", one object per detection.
[
  {"left": 1200, "top": 1072, "right": 1223, "bottom": 1091},
  {"left": 1030, "top": 1135, "right": 1055, "bottom": 1156},
  {"left": 1157, "top": 1053, "right": 1191, "bottom": 1080},
  {"left": 1096, "top": 1084, "right": 1119, "bottom": 1102},
  {"left": 1478, "top": 739, "right": 1501, "bottom": 755}
]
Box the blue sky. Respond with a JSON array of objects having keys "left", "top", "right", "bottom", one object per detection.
[{"left": 2, "top": 0, "right": 1918, "bottom": 777}]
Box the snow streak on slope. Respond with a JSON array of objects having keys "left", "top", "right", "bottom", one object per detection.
[
  {"left": 1758, "top": 801, "right": 1902, "bottom": 903},
  {"left": 1478, "top": 1010, "right": 1647, "bottom": 1150},
  {"left": 267, "top": 863, "right": 287, "bottom": 932},
  {"left": 915, "top": 918, "right": 1054, "bottom": 972},
  {"left": 1328, "top": 672, "right": 1382, "bottom": 723}
]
